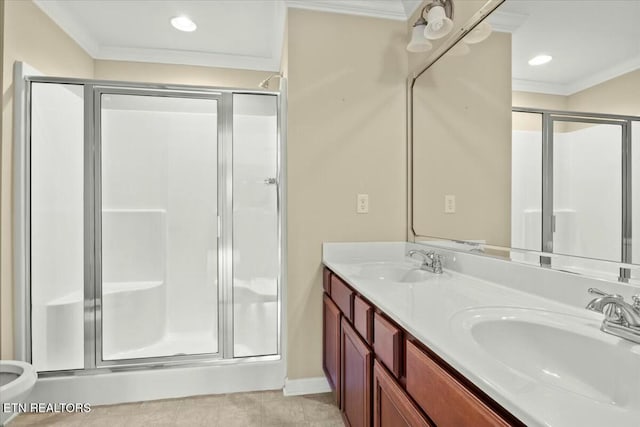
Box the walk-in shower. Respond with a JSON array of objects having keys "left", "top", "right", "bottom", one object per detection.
[
  {"left": 511, "top": 108, "right": 639, "bottom": 281},
  {"left": 16, "top": 72, "right": 284, "bottom": 379}
]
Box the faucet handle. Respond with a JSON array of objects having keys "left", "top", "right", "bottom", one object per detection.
[
  {"left": 431, "top": 254, "right": 444, "bottom": 273},
  {"left": 588, "top": 288, "right": 622, "bottom": 299}
]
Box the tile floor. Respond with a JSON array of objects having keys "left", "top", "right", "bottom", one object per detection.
[{"left": 8, "top": 391, "right": 343, "bottom": 427}]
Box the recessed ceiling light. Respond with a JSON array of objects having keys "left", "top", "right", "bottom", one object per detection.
[
  {"left": 171, "top": 16, "right": 197, "bottom": 32},
  {"left": 528, "top": 54, "right": 552, "bottom": 66}
]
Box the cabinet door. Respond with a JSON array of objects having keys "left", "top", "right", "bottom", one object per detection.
[
  {"left": 373, "top": 360, "right": 433, "bottom": 427},
  {"left": 341, "top": 318, "right": 372, "bottom": 427},
  {"left": 323, "top": 294, "right": 341, "bottom": 406},
  {"left": 406, "top": 341, "right": 512, "bottom": 427}
]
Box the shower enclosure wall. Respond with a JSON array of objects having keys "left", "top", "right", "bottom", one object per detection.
[
  {"left": 17, "top": 74, "right": 283, "bottom": 378},
  {"left": 511, "top": 108, "right": 639, "bottom": 282}
]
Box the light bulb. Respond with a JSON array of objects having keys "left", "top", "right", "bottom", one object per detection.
[
  {"left": 424, "top": 5, "right": 453, "bottom": 40},
  {"left": 464, "top": 21, "right": 492, "bottom": 44},
  {"left": 448, "top": 43, "right": 470, "bottom": 56},
  {"left": 407, "top": 23, "right": 433, "bottom": 53}
]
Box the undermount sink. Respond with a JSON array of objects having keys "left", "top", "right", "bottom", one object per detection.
[
  {"left": 451, "top": 307, "right": 640, "bottom": 407},
  {"left": 354, "top": 262, "right": 442, "bottom": 283}
]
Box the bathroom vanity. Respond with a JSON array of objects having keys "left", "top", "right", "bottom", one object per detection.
[{"left": 322, "top": 242, "right": 640, "bottom": 427}]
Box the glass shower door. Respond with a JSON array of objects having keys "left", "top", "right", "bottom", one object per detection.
[
  {"left": 232, "top": 94, "right": 279, "bottom": 357},
  {"left": 98, "top": 92, "right": 220, "bottom": 362},
  {"left": 551, "top": 118, "right": 623, "bottom": 263},
  {"left": 30, "top": 82, "right": 85, "bottom": 372}
]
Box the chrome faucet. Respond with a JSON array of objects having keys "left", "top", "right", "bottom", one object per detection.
[
  {"left": 407, "top": 249, "right": 443, "bottom": 274},
  {"left": 585, "top": 288, "right": 640, "bottom": 344}
]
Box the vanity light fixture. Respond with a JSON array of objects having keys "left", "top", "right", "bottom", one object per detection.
[
  {"left": 528, "top": 54, "right": 553, "bottom": 66},
  {"left": 406, "top": 0, "right": 454, "bottom": 53},
  {"left": 171, "top": 16, "right": 197, "bottom": 32},
  {"left": 407, "top": 17, "right": 433, "bottom": 52},
  {"left": 424, "top": 0, "right": 454, "bottom": 40},
  {"left": 448, "top": 42, "right": 470, "bottom": 56},
  {"left": 463, "top": 21, "right": 492, "bottom": 44}
]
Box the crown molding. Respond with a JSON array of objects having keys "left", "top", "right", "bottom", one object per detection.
[
  {"left": 34, "top": 0, "right": 284, "bottom": 72},
  {"left": 566, "top": 56, "right": 640, "bottom": 95},
  {"left": 512, "top": 79, "right": 571, "bottom": 96},
  {"left": 94, "top": 47, "right": 281, "bottom": 72},
  {"left": 514, "top": 56, "right": 640, "bottom": 96},
  {"left": 401, "top": 0, "right": 423, "bottom": 19},
  {"left": 286, "top": 0, "right": 408, "bottom": 20},
  {"left": 34, "top": 0, "right": 101, "bottom": 57}
]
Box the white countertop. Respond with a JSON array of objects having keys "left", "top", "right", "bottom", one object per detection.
[{"left": 323, "top": 242, "right": 640, "bottom": 427}]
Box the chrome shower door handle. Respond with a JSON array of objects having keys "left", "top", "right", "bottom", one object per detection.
[{"left": 264, "top": 178, "right": 277, "bottom": 185}]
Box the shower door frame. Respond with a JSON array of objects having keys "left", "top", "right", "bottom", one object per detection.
[
  {"left": 15, "top": 75, "right": 285, "bottom": 375},
  {"left": 513, "top": 107, "right": 635, "bottom": 281},
  {"left": 91, "top": 86, "right": 227, "bottom": 368}
]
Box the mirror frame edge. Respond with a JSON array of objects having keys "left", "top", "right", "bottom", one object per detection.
[{"left": 407, "top": 0, "right": 506, "bottom": 243}]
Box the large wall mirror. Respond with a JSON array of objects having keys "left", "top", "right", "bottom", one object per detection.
[{"left": 411, "top": 0, "right": 640, "bottom": 284}]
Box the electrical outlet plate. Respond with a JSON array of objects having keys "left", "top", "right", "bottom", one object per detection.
[
  {"left": 444, "top": 195, "right": 456, "bottom": 213},
  {"left": 357, "top": 194, "right": 369, "bottom": 214}
]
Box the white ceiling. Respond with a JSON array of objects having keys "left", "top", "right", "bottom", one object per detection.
[
  {"left": 491, "top": 0, "right": 640, "bottom": 95},
  {"left": 34, "top": 0, "right": 640, "bottom": 94},
  {"left": 34, "top": 0, "right": 422, "bottom": 72}
]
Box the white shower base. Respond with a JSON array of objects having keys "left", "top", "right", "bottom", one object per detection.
[
  {"left": 33, "top": 281, "right": 276, "bottom": 369},
  {"left": 102, "top": 280, "right": 167, "bottom": 359},
  {"left": 33, "top": 281, "right": 216, "bottom": 369},
  {"left": 28, "top": 358, "right": 285, "bottom": 406}
]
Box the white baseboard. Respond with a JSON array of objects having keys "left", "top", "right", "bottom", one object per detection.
[{"left": 283, "top": 376, "right": 331, "bottom": 396}]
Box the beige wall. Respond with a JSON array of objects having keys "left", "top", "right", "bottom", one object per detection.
[
  {"left": 568, "top": 69, "right": 640, "bottom": 117},
  {"left": 512, "top": 91, "right": 567, "bottom": 131},
  {"left": 513, "top": 69, "right": 640, "bottom": 132},
  {"left": 94, "top": 60, "right": 272, "bottom": 88},
  {"left": 514, "top": 69, "right": 640, "bottom": 117},
  {"left": 286, "top": 9, "right": 408, "bottom": 379},
  {"left": 413, "top": 31, "right": 512, "bottom": 247},
  {"left": 512, "top": 90, "right": 567, "bottom": 111},
  {"left": 1, "top": 0, "right": 94, "bottom": 359}
]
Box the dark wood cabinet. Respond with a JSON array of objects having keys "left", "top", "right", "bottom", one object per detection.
[
  {"left": 331, "top": 274, "right": 354, "bottom": 321},
  {"left": 341, "top": 318, "right": 372, "bottom": 427},
  {"left": 353, "top": 295, "right": 373, "bottom": 345},
  {"left": 373, "top": 313, "right": 402, "bottom": 378},
  {"left": 323, "top": 293, "right": 341, "bottom": 406},
  {"left": 405, "top": 340, "right": 512, "bottom": 427},
  {"left": 323, "top": 268, "right": 332, "bottom": 295},
  {"left": 373, "top": 360, "right": 433, "bottom": 427},
  {"left": 322, "top": 266, "right": 521, "bottom": 427}
]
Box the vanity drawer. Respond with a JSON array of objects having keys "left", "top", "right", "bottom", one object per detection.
[
  {"left": 353, "top": 295, "right": 373, "bottom": 344},
  {"left": 330, "top": 275, "right": 353, "bottom": 320},
  {"left": 323, "top": 267, "right": 332, "bottom": 295},
  {"left": 373, "top": 313, "right": 402, "bottom": 378},
  {"left": 406, "top": 341, "right": 511, "bottom": 427}
]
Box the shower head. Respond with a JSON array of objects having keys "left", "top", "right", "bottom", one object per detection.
[{"left": 259, "top": 73, "right": 283, "bottom": 89}]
